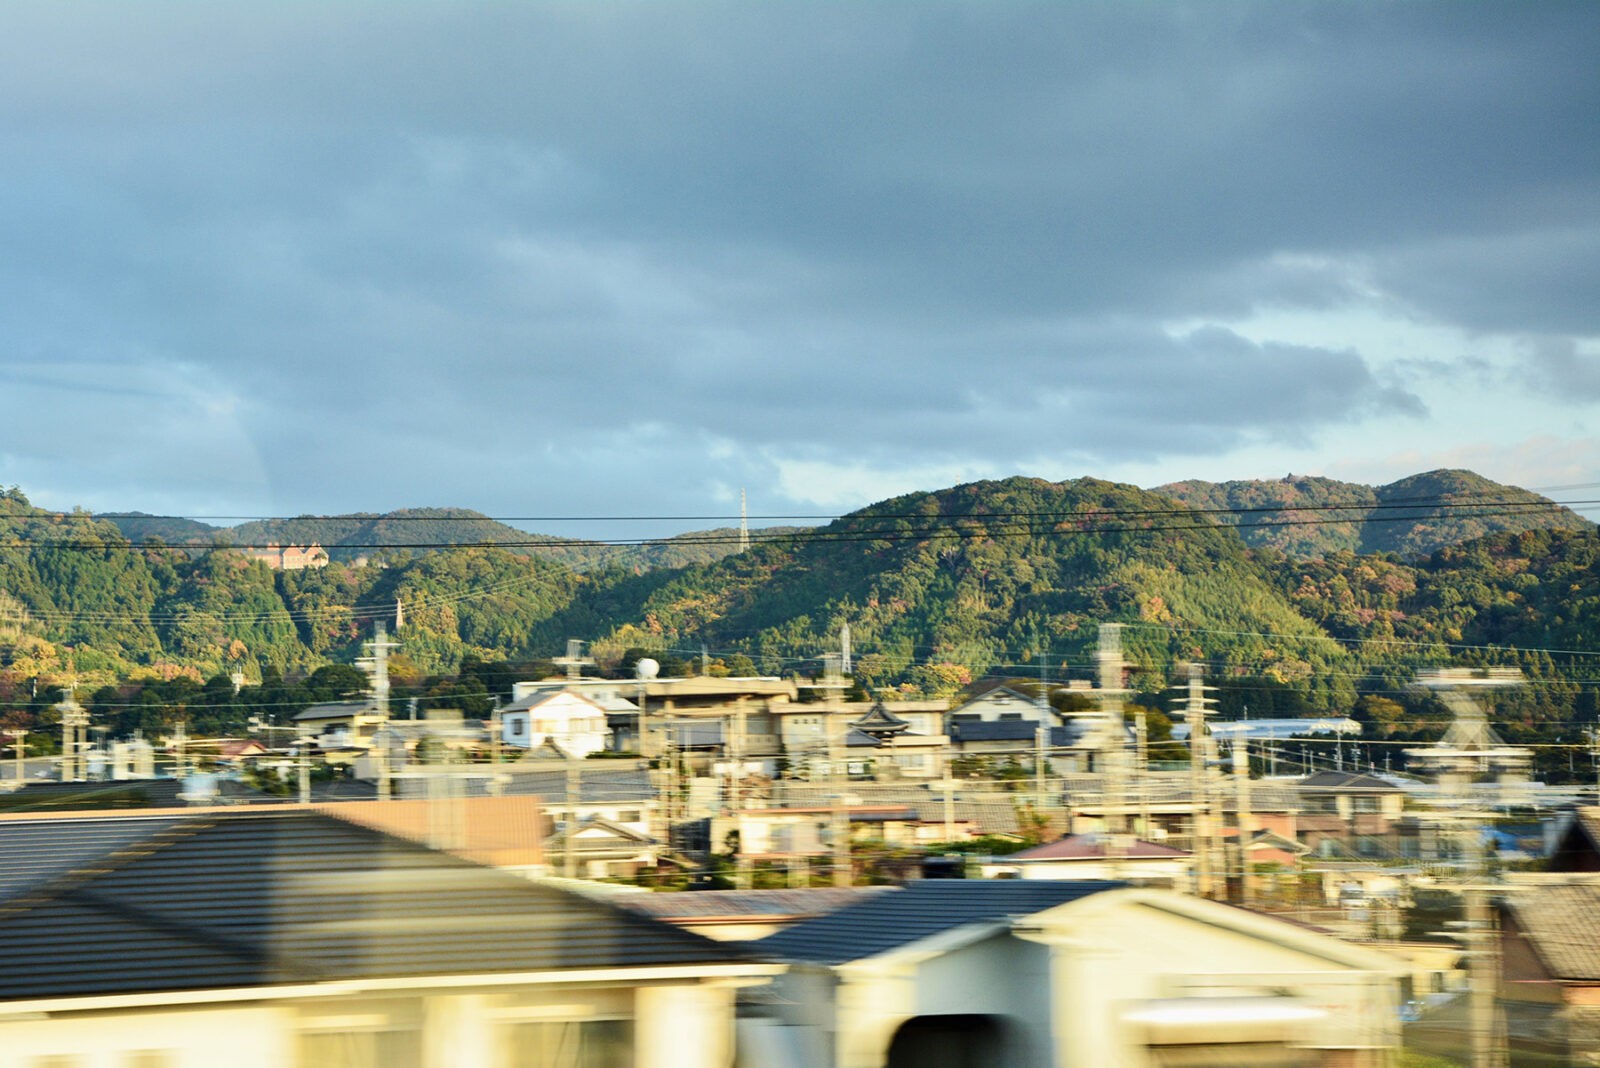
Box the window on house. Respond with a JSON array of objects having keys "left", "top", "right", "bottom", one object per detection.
[
  {"left": 503, "top": 1018, "right": 633, "bottom": 1068},
  {"left": 510, "top": 718, "right": 525, "bottom": 736},
  {"left": 298, "top": 1029, "right": 421, "bottom": 1068}
]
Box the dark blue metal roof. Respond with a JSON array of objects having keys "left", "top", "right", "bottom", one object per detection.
[{"left": 753, "top": 879, "right": 1124, "bottom": 965}]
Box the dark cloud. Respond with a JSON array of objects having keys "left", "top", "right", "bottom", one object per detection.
[
  {"left": 1528, "top": 337, "right": 1600, "bottom": 402},
  {"left": 0, "top": 2, "right": 1593, "bottom": 528}
]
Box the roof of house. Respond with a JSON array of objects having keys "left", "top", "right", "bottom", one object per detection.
[
  {"left": 0, "top": 809, "right": 750, "bottom": 1003},
  {"left": 292, "top": 700, "right": 378, "bottom": 722},
  {"left": 480, "top": 765, "right": 656, "bottom": 804},
  {"left": 1502, "top": 883, "right": 1600, "bottom": 981},
  {"left": 950, "top": 685, "right": 1039, "bottom": 710},
  {"left": 849, "top": 701, "right": 912, "bottom": 738},
  {"left": 547, "top": 817, "right": 655, "bottom": 852},
  {"left": 500, "top": 689, "right": 610, "bottom": 715},
  {"left": 1297, "top": 771, "right": 1402, "bottom": 792},
  {"left": 209, "top": 739, "right": 270, "bottom": 758},
  {"left": 1550, "top": 807, "right": 1600, "bottom": 871},
  {"left": 754, "top": 879, "right": 1124, "bottom": 965},
  {"left": 1003, "top": 834, "right": 1190, "bottom": 861},
  {"left": 616, "top": 887, "right": 892, "bottom": 924},
  {"left": 948, "top": 720, "right": 1088, "bottom": 745},
  {"left": 0, "top": 815, "right": 186, "bottom": 901}
]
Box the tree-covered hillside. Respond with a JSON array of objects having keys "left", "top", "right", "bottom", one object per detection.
[
  {"left": 104, "top": 506, "right": 785, "bottom": 573},
  {"left": 559, "top": 477, "right": 1356, "bottom": 705},
  {"left": 1155, "top": 469, "right": 1590, "bottom": 559},
  {"left": 4, "top": 476, "right": 1598, "bottom": 764}
]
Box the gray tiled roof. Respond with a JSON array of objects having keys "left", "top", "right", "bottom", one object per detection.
[
  {"left": 1298, "top": 771, "right": 1402, "bottom": 791},
  {"left": 754, "top": 879, "right": 1123, "bottom": 965},
  {"left": 948, "top": 720, "right": 1085, "bottom": 745},
  {"left": 0, "top": 810, "right": 749, "bottom": 1003},
  {"left": 0, "top": 816, "right": 186, "bottom": 902},
  {"left": 1503, "top": 883, "right": 1600, "bottom": 981},
  {"left": 293, "top": 700, "right": 374, "bottom": 721}
]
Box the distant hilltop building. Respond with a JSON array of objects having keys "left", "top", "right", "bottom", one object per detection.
[{"left": 245, "top": 542, "right": 330, "bottom": 570}]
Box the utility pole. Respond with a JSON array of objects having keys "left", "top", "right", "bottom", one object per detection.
[
  {"left": 4, "top": 728, "right": 26, "bottom": 787},
  {"left": 1408, "top": 668, "right": 1519, "bottom": 1068},
  {"left": 490, "top": 701, "right": 502, "bottom": 768},
  {"left": 805, "top": 651, "right": 854, "bottom": 887},
  {"left": 826, "top": 657, "right": 852, "bottom": 887},
  {"left": 1093, "top": 624, "right": 1133, "bottom": 865},
  {"left": 57, "top": 691, "right": 89, "bottom": 782},
  {"left": 1180, "top": 663, "right": 1220, "bottom": 898},
  {"left": 1035, "top": 649, "right": 1050, "bottom": 816},
  {"left": 1464, "top": 875, "right": 1505, "bottom": 1068},
  {"left": 359, "top": 619, "right": 401, "bottom": 802},
  {"left": 171, "top": 719, "right": 190, "bottom": 781},
  {"left": 296, "top": 723, "right": 312, "bottom": 804},
  {"left": 1233, "top": 737, "right": 1254, "bottom": 907},
  {"left": 564, "top": 753, "right": 582, "bottom": 879},
  {"left": 376, "top": 727, "right": 393, "bottom": 802},
  {"left": 939, "top": 766, "right": 956, "bottom": 842}
]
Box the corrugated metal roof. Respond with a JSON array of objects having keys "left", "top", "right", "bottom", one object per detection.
[
  {"left": 754, "top": 879, "right": 1124, "bottom": 965},
  {"left": 0, "top": 810, "right": 749, "bottom": 1002}
]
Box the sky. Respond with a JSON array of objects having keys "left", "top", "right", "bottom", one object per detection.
[{"left": 2, "top": 2, "right": 1597, "bottom": 538}]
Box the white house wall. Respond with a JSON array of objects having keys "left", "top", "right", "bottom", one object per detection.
[
  {"left": 1036, "top": 895, "right": 1402, "bottom": 1065},
  {"left": 0, "top": 979, "right": 747, "bottom": 1068},
  {"left": 0, "top": 1004, "right": 292, "bottom": 1068}
]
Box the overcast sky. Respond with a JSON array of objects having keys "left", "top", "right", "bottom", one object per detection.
[{"left": 2, "top": 2, "right": 1597, "bottom": 537}]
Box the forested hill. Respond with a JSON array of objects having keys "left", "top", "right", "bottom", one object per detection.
[
  {"left": 555, "top": 476, "right": 1356, "bottom": 704},
  {"left": 3, "top": 475, "right": 1598, "bottom": 747},
  {"left": 101, "top": 508, "right": 783, "bottom": 572},
  {"left": 1154, "top": 468, "right": 1591, "bottom": 559}
]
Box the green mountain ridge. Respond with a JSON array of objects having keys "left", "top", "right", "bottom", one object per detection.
[
  {"left": 102, "top": 507, "right": 795, "bottom": 573},
  {"left": 1, "top": 473, "right": 1593, "bottom": 751},
  {"left": 1153, "top": 468, "right": 1591, "bottom": 558}
]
